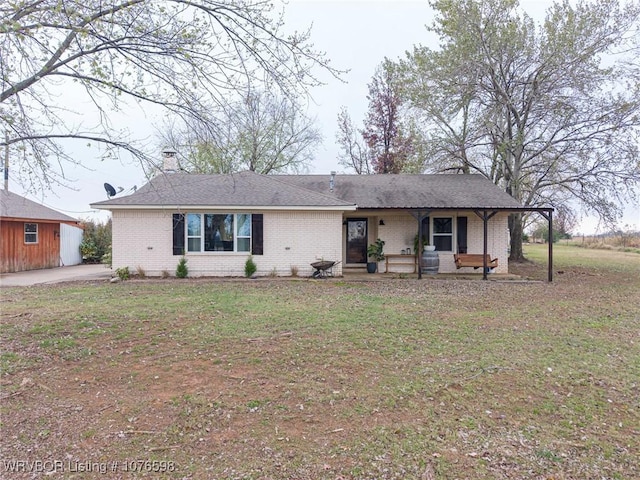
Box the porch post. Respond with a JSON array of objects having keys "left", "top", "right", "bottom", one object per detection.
[
  {"left": 483, "top": 211, "right": 488, "bottom": 280},
  {"left": 474, "top": 210, "right": 498, "bottom": 280},
  {"left": 538, "top": 209, "right": 554, "bottom": 283},
  {"left": 417, "top": 213, "right": 423, "bottom": 279},
  {"left": 548, "top": 209, "right": 553, "bottom": 283},
  {"left": 410, "top": 210, "right": 430, "bottom": 279}
]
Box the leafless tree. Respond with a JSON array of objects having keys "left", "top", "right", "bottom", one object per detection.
[
  {"left": 397, "top": 0, "right": 640, "bottom": 260},
  {"left": 335, "top": 107, "right": 372, "bottom": 174},
  {"left": 1, "top": 0, "right": 339, "bottom": 188},
  {"left": 158, "top": 88, "right": 322, "bottom": 174}
]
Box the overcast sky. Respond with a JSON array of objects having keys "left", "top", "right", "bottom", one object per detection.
[{"left": 7, "top": 0, "right": 639, "bottom": 233}]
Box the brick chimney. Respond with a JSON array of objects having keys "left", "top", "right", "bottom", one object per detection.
[{"left": 162, "top": 148, "right": 179, "bottom": 173}]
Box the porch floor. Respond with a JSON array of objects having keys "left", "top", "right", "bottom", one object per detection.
[{"left": 340, "top": 270, "right": 523, "bottom": 281}]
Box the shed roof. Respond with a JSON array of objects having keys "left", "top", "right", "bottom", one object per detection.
[
  {"left": 0, "top": 190, "right": 78, "bottom": 223},
  {"left": 91, "top": 171, "right": 523, "bottom": 210}
]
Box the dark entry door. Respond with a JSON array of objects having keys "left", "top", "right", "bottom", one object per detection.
[{"left": 346, "top": 218, "right": 368, "bottom": 264}]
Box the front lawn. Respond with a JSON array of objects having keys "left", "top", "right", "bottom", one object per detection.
[{"left": 1, "top": 245, "right": 638, "bottom": 479}]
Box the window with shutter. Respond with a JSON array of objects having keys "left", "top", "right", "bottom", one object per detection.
[
  {"left": 251, "top": 214, "right": 263, "bottom": 255},
  {"left": 172, "top": 214, "right": 185, "bottom": 255}
]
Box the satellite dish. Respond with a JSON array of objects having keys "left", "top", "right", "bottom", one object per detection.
[{"left": 104, "top": 183, "right": 117, "bottom": 198}]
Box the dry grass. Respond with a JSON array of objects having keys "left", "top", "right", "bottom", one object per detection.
[
  {"left": 566, "top": 231, "right": 640, "bottom": 251},
  {"left": 1, "top": 245, "right": 638, "bottom": 479}
]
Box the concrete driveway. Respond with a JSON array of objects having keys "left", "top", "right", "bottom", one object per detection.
[{"left": 0, "top": 264, "right": 113, "bottom": 287}]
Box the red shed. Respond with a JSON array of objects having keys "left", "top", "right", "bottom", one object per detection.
[{"left": 0, "top": 190, "right": 81, "bottom": 273}]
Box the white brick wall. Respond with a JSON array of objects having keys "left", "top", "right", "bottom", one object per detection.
[
  {"left": 111, "top": 209, "right": 510, "bottom": 277},
  {"left": 260, "top": 211, "right": 343, "bottom": 277},
  {"left": 112, "top": 209, "right": 343, "bottom": 277},
  {"left": 375, "top": 213, "right": 422, "bottom": 273}
]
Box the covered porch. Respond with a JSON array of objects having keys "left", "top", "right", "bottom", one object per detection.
[{"left": 340, "top": 206, "right": 553, "bottom": 281}]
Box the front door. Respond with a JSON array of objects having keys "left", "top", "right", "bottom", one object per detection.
[{"left": 346, "top": 218, "right": 368, "bottom": 264}]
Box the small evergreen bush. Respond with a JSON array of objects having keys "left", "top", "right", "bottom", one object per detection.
[
  {"left": 176, "top": 257, "right": 188, "bottom": 278},
  {"left": 244, "top": 256, "right": 257, "bottom": 277}
]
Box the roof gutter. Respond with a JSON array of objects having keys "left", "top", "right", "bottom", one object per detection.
[{"left": 91, "top": 204, "right": 357, "bottom": 212}]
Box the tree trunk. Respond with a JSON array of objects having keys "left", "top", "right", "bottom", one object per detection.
[{"left": 508, "top": 212, "right": 525, "bottom": 262}]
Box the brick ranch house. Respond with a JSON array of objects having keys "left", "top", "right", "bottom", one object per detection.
[{"left": 91, "top": 170, "right": 550, "bottom": 279}]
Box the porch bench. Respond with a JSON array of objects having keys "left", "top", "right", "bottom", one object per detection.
[
  {"left": 384, "top": 254, "right": 417, "bottom": 273},
  {"left": 454, "top": 253, "right": 498, "bottom": 270}
]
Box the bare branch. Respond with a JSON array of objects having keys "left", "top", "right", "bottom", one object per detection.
[{"left": 1, "top": 0, "right": 341, "bottom": 187}]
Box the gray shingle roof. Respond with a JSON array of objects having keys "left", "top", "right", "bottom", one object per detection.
[
  {"left": 91, "top": 171, "right": 356, "bottom": 209},
  {"left": 91, "top": 171, "right": 523, "bottom": 210},
  {"left": 276, "top": 174, "right": 523, "bottom": 209},
  {"left": 0, "top": 190, "right": 78, "bottom": 222}
]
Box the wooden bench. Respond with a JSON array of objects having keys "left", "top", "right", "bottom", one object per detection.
[
  {"left": 384, "top": 254, "right": 417, "bottom": 273},
  {"left": 454, "top": 254, "right": 498, "bottom": 270}
]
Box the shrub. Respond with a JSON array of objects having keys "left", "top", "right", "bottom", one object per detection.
[
  {"left": 115, "top": 267, "right": 130, "bottom": 280},
  {"left": 80, "top": 219, "right": 112, "bottom": 263},
  {"left": 79, "top": 240, "right": 98, "bottom": 263},
  {"left": 176, "top": 257, "right": 188, "bottom": 278},
  {"left": 244, "top": 256, "right": 257, "bottom": 278},
  {"left": 101, "top": 245, "right": 112, "bottom": 267},
  {"left": 290, "top": 265, "right": 299, "bottom": 277},
  {"left": 136, "top": 266, "right": 146, "bottom": 278}
]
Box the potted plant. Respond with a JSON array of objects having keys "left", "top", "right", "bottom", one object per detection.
[
  {"left": 414, "top": 234, "right": 429, "bottom": 254},
  {"left": 366, "top": 238, "right": 385, "bottom": 273}
]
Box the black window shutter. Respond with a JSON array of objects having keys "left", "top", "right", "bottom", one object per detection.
[
  {"left": 172, "top": 214, "right": 185, "bottom": 255},
  {"left": 457, "top": 216, "right": 468, "bottom": 254},
  {"left": 251, "top": 214, "right": 263, "bottom": 255}
]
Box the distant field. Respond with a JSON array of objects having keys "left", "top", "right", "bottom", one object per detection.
[
  {"left": 520, "top": 243, "right": 640, "bottom": 278},
  {"left": 1, "top": 245, "right": 638, "bottom": 479},
  {"left": 563, "top": 231, "right": 640, "bottom": 251}
]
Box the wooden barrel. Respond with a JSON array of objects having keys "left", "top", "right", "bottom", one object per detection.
[{"left": 421, "top": 250, "right": 439, "bottom": 275}]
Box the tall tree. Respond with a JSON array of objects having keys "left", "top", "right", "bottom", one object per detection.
[
  {"left": 362, "top": 60, "right": 414, "bottom": 173},
  {"left": 397, "top": 0, "right": 640, "bottom": 260},
  {"left": 1, "top": 0, "right": 337, "bottom": 189},
  {"left": 158, "top": 89, "right": 322, "bottom": 174},
  {"left": 335, "top": 107, "right": 373, "bottom": 174},
  {"left": 336, "top": 60, "right": 421, "bottom": 174}
]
